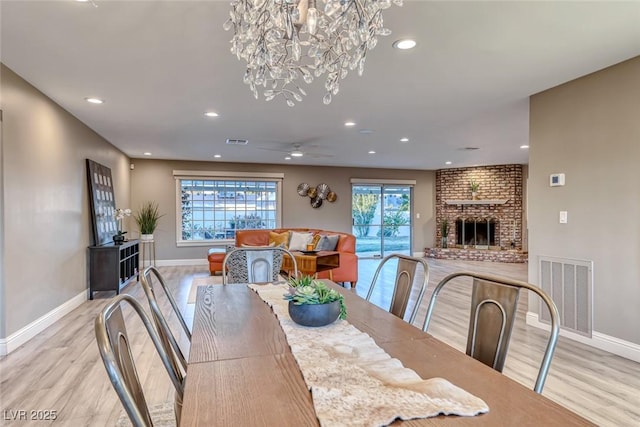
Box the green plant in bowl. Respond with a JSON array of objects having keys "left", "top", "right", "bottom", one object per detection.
[{"left": 284, "top": 275, "right": 347, "bottom": 320}]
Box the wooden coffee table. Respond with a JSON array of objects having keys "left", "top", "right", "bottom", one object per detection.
[{"left": 282, "top": 251, "right": 340, "bottom": 280}]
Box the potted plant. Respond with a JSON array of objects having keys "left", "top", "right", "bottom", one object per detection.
[
  {"left": 469, "top": 180, "right": 480, "bottom": 200},
  {"left": 134, "top": 201, "right": 164, "bottom": 241},
  {"left": 284, "top": 275, "right": 347, "bottom": 327},
  {"left": 441, "top": 218, "right": 450, "bottom": 249},
  {"left": 113, "top": 208, "right": 131, "bottom": 244}
]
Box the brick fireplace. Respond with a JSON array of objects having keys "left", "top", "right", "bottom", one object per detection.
[{"left": 425, "top": 164, "right": 527, "bottom": 263}]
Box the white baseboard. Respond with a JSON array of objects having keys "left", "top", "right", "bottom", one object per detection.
[
  {"left": 526, "top": 312, "right": 640, "bottom": 363},
  {"left": 155, "top": 258, "right": 208, "bottom": 267},
  {"left": 0, "top": 291, "right": 87, "bottom": 356}
]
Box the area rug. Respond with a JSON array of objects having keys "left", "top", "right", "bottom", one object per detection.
[
  {"left": 117, "top": 402, "right": 176, "bottom": 426},
  {"left": 187, "top": 276, "right": 222, "bottom": 304}
]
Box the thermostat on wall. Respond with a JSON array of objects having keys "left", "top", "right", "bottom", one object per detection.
[{"left": 550, "top": 173, "right": 565, "bottom": 187}]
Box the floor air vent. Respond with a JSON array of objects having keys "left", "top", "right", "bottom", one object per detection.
[{"left": 538, "top": 256, "right": 593, "bottom": 337}]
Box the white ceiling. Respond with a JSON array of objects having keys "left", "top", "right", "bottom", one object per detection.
[{"left": 2, "top": 1, "right": 639, "bottom": 170}]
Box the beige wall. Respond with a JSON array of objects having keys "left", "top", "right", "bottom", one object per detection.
[
  {"left": 130, "top": 159, "right": 435, "bottom": 261},
  {"left": 0, "top": 64, "right": 131, "bottom": 337},
  {"left": 528, "top": 57, "right": 640, "bottom": 344},
  {"left": 1, "top": 107, "right": 5, "bottom": 337}
]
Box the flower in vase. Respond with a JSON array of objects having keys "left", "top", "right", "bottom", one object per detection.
[{"left": 113, "top": 208, "right": 131, "bottom": 235}]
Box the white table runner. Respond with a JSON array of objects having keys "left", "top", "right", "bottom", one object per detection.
[{"left": 248, "top": 283, "right": 489, "bottom": 427}]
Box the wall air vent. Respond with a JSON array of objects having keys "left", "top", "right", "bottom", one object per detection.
[
  {"left": 539, "top": 256, "right": 593, "bottom": 337},
  {"left": 226, "top": 139, "right": 248, "bottom": 145}
]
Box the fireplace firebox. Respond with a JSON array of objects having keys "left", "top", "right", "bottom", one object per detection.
[{"left": 455, "top": 218, "right": 497, "bottom": 248}]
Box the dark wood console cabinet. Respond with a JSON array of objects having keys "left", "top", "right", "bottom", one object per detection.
[{"left": 88, "top": 240, "right": 139, "bottom": 299}]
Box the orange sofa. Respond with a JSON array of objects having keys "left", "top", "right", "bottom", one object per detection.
[{"left": 208, "top": 228, "right": 358, "bottom": 287}]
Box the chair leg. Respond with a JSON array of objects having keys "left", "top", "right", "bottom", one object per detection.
[{"left": 350, "top": 281, "right": 357, "bottom": 289}]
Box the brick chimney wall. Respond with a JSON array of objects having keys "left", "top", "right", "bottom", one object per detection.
[{"left": 435, "top": 164, "right": 523, "bottom": 250}]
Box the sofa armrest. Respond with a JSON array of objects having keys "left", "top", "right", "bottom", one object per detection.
[{"left": 336, "top": 233, "right": 355, "bottom": 253}]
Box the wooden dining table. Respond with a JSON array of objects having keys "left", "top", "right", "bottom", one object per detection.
[{"left": 181, "top": 281, "right": 594, "bottom": 426}]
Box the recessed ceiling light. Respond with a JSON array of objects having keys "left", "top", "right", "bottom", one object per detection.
[
  {"left": 204, "top": 112, "right": 219, "bottom": 117},
  {"left": 291, "top": 151, "right": 304, "bottom": 157},
  {"left": 85, "top": 97, "right": 104, "bottom": 104},
  {"left": 393, "top": 39, "right": 417, "bottom": 50},
  {"left": 143, "top": 152, "right": 152, "bottom": 156},
  {"left": 520, "top": 145, "right": 529, "bottom": 149},
  {"left": 400, "top": 137, "right": 409, "bottom": 142},
  {"left": 213, "top": 154, "right": 222, "bottom": 158},
  {"left": 285, "top": 156, "right": 291, "bottom": 160},
  {"left": 344, "top": 121, "right": 356, "bottom": 127},
  {"left": 445, "top": 161, "right": 452, "bottom": 165},
  {"left": 368, "top": 150, "right": 376, "bottom": 154}
]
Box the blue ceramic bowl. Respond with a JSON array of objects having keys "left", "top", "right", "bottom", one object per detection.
[{"left": 288, "top": 300, "right": 340, "bottom": 327}]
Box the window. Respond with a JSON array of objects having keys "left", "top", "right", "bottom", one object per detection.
[{"left": 175, "top": 172, "right": 282, "bottom": 245}]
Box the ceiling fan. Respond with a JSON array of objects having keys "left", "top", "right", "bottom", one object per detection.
[{"left": 256, "top": 142, "right": 333, "bottom": 159}]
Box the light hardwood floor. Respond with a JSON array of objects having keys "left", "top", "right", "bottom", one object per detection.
[{"left": 0, "top": 259, "right": 638, "bottom": 426}]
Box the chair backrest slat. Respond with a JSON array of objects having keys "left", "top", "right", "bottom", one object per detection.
[
  {"left": 222, "top": 246, "right": 298, "bottom": 284},
  {"left": 467, "top": 279, "right": 520, "bottom": 371}
]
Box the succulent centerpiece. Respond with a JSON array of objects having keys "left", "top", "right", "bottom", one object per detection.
[{"left": 284, "top": 275, "right": 347, "bottom": 327}]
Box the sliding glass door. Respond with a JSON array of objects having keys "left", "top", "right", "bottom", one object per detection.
[{"left": 351, "top": 184, "right": 412, "bottom": 258}]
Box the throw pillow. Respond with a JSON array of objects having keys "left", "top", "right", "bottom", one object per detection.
[
  {"left": 315, "top": 234, "right": 340, "bottom": 251},
  {"left": 269, "top": 231, "right": 290, "bottom": 248},
  {"left": 289, "top": 231, "right": 314, "bottom": 251}
]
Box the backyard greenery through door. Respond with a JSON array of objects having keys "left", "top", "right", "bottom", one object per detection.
[{"left": 352, "top": 184, "right": 412, "bottom": 258}]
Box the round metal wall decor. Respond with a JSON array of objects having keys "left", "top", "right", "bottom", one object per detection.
[
  {"left": 316, "top": 183, "right": 330, "bottom": 199},
  {"left": 307, "top": 187, "right": 318, "bottom": 198},
  {"left": 297, "top": 183, "right": 310, "bottom": 197},
  {"left": 326, "top": 191, "right": 337, "bottom": 202},
  {"left": 310, "top": 196, "right": 323, "bottom": 208}
]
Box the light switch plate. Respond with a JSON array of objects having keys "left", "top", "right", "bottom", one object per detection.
[{"left": 559, "top": 211, "right": 568, "bottom": 224}]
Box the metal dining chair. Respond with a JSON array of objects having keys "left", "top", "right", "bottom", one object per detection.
[
  {"left": 222, "top": 246, "right": 299, "bottom": 284},
  {"left": 140, "top": 266, "right": 190, "bottom": 383},
  {"left": 366, "top": 254, "right": 430, "bottom": 325},
  {"left": 422, "top": 271, "right": 560, "bottom": 394},
  {"left": 95, "top": 294, "right": 183, "bottom": 427}
]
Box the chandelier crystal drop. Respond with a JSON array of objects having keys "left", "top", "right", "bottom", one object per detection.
[{"left": 224, "top": 0, "right": 403, "bottom": 106}]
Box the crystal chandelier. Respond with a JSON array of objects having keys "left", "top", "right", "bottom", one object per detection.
[{"left": 224, "top": 0, "right": 403, "bottom": 106}]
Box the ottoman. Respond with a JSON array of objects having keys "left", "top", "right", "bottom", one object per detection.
[{"left": 207, "top": 247, "right": 226, "bottom": 275}]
